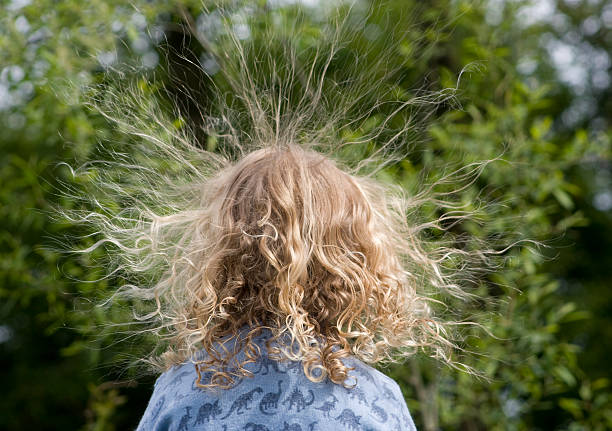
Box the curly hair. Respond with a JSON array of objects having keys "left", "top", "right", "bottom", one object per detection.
[
  {"left": 123, "top": 142, "right": 466, "bottom": 389},
  {"left": 58, "top": 3, "right": 506, "bottom": 390}
]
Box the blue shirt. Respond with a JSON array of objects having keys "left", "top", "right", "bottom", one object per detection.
[{"left": 136, "top": 330, "right": 417, "bottom": 430}]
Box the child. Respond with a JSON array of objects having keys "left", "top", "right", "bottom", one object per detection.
[{"left": 135, "top": 144, "right": 420, "bottom": 430}]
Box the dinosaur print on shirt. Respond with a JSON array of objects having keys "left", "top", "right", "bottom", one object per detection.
[
  {"left": 135, "top": 329, "right": 417, "bottom": 430},
  {"left": 260, "top": 380, "right": 283, "bottom": 415},
  {"left": 220, "top": 387, "right": 264, "bottom": 418},
  {"left": 282, "top": 387, "right": 314, "bottom": 412},
  {"left": 194, "top": 399, "right": 222, "bottom": 424}
]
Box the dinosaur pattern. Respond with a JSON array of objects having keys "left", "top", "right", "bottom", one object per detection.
[
  {"left": 355, "top": 366, "right": 376, "bottom": 384},
  {"left": 390, "top": 413, "right": 403, "bottom": 431},
  {"left": 256, "top": 355, "right": 288, "bottom": 375},
  {"left": 381, "top": 383, "right": 398, "bottom": 401},
  {"left": 282, "top": 388, "right": 315, "bottom": 412},
  {"left": 176, "top": 406, "right": 192, "bottom": 431},
  {"left": 341, "top": 384, "right": 369, "bottom": 406},
  {"left": 149, "top": 395, "right": 165, "bottom": 422},
  {"left": 335, "top": 408, "right": 362, "bottom": 430},
  {"left": 260, "top": 380, "right": 283, "bottom": 415},
  {"left": 135, "top": 328, "right": 417, "bottom": 430},
  {"left": 370, "top": 397, "right": 388, "bottom": 423},
  {"left": 165, "top": 370, "right": 193, "bottom": 390},
  {"left": 220, "top": 387, "right": 264, "bottom": 419},
  {"left": 280, "top": 420, "right": 318, "bottom": 431},
  {"left": 314, "top": 394, "right": 338, "bottom": 418},
  {"left": 194, "top": 399, "right": 222, "bottom": 424},
  {"left": 244, "top": 423, "right": 272, "bottom": 431}
]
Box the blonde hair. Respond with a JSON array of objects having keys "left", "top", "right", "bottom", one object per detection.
[
  {"left": 58, "top": 2, "right": 509, "bottom": 389},
  {"left": 164, "top": 143, "right": 445, "bottom": 388}
]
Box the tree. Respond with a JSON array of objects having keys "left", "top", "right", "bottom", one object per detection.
[{"left": 0, "top": 0, "right": 610, "bottom": 429}]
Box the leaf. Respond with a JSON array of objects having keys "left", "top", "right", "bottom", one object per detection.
[
  {"left": 553, "top": 188, "right": 574, "bottom": 210},
  {"left": 554, "top": 365, "right": 577, "bottom": 387},
  {"left": 559, "top": 398, "right": 583, "bottom": 419}
]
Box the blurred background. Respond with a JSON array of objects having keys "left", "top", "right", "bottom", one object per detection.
[{"left": 1, "top": 0, "right": 611, "bottom": 430}]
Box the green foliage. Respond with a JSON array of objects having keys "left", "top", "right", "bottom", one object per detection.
[{"left": 1, "top": 0, "right": 610, "bottom": 430}]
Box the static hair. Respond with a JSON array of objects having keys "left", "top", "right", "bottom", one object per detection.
[
  {"left": 57, "top": 1, "right": 509, "bottom": 389},
  {"left": 161, "top": 144, "right": 452, "bottom": 388}
]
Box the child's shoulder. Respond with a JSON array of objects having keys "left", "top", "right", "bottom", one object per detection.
[
  {"left": 153, "top": 360, "right": 197, "bottom": 390},
  {"left": 344, "top": 357, "right": 403, "bottom": 392},
  {"left": 136, "top": 362, "right": 201, "bottom": 430},
  {"left": 140, "top": 352, "right": 416, "bottom": 430}
]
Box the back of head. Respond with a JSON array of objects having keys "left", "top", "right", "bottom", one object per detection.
[{"left": 173, "top": 144, "right": 417, "bottom": 387}]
